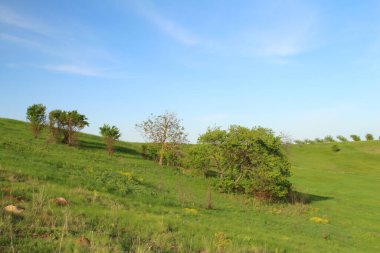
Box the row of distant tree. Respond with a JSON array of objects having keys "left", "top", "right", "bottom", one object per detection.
[
  {"left": 294, "top": 134, "right": 378, "bottom": 144},
  {"left": 26, "top": 104, "right": 292, "bottom": 201}
]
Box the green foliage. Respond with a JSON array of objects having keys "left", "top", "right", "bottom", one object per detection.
[
  {"left": 99, "top": 124, "right": 121, "bottom": 140},
  {"left": 1, "top": 118, "right": 380, "bottom": 253},
  {"left": 141, "top": 143, "right": 184, "bottom": 166},
  {"left": 294, "top": 140, "right": 305, "bottom": 144},
  {"left": 323, "top": 135, "right": 335, "bottom": 143},
  {"left": 350, "top": 134, "right": 361, "bottom": 142},
  {"left": 183, "top": 144, "right": 211, "bottom": 175},
  {"left": 141, "top": 143, "right": 160, "bottom": 162},
  {"left": 26, "top": 104, "right": 46, "bottom": 138},
  {"left": 193, "top": 125, "right": 292, "bottom": 200},
  {"left": 336, "top": 135, "right": 348, "bottom": 142},
  {"left": 331, "top": 144, "right": 341, "bottom": 152},
  {"left": 365, "top": 133, "right": 374, "bottom": 141},
  {"left": 99, "top": 124, "right": 121, "bottom": 155},
  {"left": 314, "top": 138, "right": 324, "bottom": 143},
  {"left": 48, "top": 109, "right": 89, "bottom": 145}
]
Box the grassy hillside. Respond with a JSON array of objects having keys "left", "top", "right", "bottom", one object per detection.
[{"left": 0, "top": 118, "right": 379, "bottom": 252}]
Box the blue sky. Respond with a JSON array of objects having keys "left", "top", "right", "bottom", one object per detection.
[{"left": 1, "top": 0, "right": 380, "bottom": 143}]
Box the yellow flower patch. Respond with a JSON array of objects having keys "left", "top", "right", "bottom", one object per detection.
[
  {"left": 310, "top": 216, "right": 329, "bottom": 224},
  {"left": 184, "top": 208, "right": 198, "bottom": 215}
]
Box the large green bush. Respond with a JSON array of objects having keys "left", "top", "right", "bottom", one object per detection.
[{"left": 188, "top": 125, "right": 292, "bottom": 200}]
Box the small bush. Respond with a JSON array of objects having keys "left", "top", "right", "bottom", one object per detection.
[{"left": 331, "top": 145, "right": 340, "bottom": 152}]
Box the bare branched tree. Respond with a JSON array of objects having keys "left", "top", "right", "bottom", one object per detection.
[{"left": 136, "top": 112, "right": 188, "bottom": 166}]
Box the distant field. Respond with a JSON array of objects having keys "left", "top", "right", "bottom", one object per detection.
[{"left": 0, "top": 118, "right": 379, "bottom": 252}]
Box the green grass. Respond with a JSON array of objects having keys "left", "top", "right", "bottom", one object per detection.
[{"left": 0, "top": 118, "right": 379, "bottom": 252}]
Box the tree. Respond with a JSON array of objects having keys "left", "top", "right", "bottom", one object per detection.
[
  {"left": 99, "top": 124, "right": 121, "bottom": 155},
  {"left": 323, "top": 135, "right": 335, "bottom": 143},
  {"left": 26, "top": 104, "right": 47, "bottom": 138},
  {"left": 336, "top": 135, "right": 348, "bottom": 142},
  {"left": 365, "top": 133, "right": 374, "bottom": 141},
  {"left": 136, "top": 112, "right": 188, "bottom": 166},
  {"left": 48, "top": 109, "right": 64, "bottom": 142},
  {"left": 62, "top": 111, "right": 89, "bottom": 145},
  {"left": 350, "top": 134, "right": 361, "bottom": 142},
  {"left": 191, "top": 125, "right": 292, "bottom": 201},
  {"left": 48, "top": 109, "right": 89, "bottom": 145}
]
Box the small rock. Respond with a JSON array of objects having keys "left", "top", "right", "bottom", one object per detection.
[
  {"left": 76, "top": 236, "right": 91, "bottom": 247},
  {"left": 3, "top": 204, "right": 24, "bottom": 215},
  {"left": 54, "top": 197, "right": 68, "bottom": 206}
]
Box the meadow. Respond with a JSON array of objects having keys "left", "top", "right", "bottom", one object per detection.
[{"left": 0, "top": 118, "right": 379, "bottom": 252}]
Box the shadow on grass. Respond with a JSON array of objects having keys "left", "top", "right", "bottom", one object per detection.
[
  {"left": 289, "top": 191, "right": 333, "bottom": 204},
  {"left": 78, "top": 140, "right": 141, "bottom": 156}
]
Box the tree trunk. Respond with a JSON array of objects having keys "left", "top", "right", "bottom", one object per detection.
[{"left": 159, "top": 151, "right": 164, "bottom": 166}]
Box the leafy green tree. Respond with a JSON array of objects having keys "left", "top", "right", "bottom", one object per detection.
[
  {"left": 99, "top": 124, "right": 121, "bottom": 155},
  {"left": 324, "top": 135, "right": 335, "bottom": 143},
  {"left": 350, "top": 134, "right": 361, "bottom": 142},
  {"left": 136, "top": 112, "right": 188, "bottom": 166},
  {"left": 62, "top": 111, "right": 89, "bottom": 146},
  {"left": 48, "top": 109, "right": 65, "bottom": 142},
  {"left": 48, "top": 109, "right": 89, "bottom": 145},
  {"left": 26, "top": 104, "right": 47, "bottom": 138},
  {"left": 294, "top": 140, "right": 305, "bottom": 144},
  {"left": 365, "top": 133, "right": 374, "bottom": 141},
  {"left": 314, "top": 138, "right": 324, "bottom": 143},
  {"left": 336, "top": 135, "right": 348, "bottom": 142},
  {"left": 193, "top": 125, "right": 292, "bottom": 201}
]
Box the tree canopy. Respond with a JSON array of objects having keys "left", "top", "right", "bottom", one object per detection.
[
  {"left": 26, "top": 104, "right": 46, "bottom": 138},
  {"left": 99, "top": 124, "right": 121, "bottom": 155}
]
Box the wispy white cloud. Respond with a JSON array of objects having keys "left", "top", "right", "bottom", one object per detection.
[
  {"left": 132, "top": 1, "right": 206, "bottom": 47},
  {"left": 0, "top": 5, "right": 52, "bottom": 36},
  {"left": 43, "top": 64, "right": 103, "bottom": 77},
  {"left": 234, "top": 1, "right": 319, "bottom": 60},
  {"left": 0, "top": 4, "right": 125, "bottom": 77}
]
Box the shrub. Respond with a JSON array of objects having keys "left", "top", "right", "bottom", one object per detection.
[
  {"left": 331, "top": 145, "right": 340, "bottom": 152},
  {"left": 191, "top": 125, "right": 292, "bottom": 201}
]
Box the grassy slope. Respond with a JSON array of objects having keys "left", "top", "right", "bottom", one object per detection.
[{"left": 0, "top": 118, "right": 379, "bottom": 252}]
